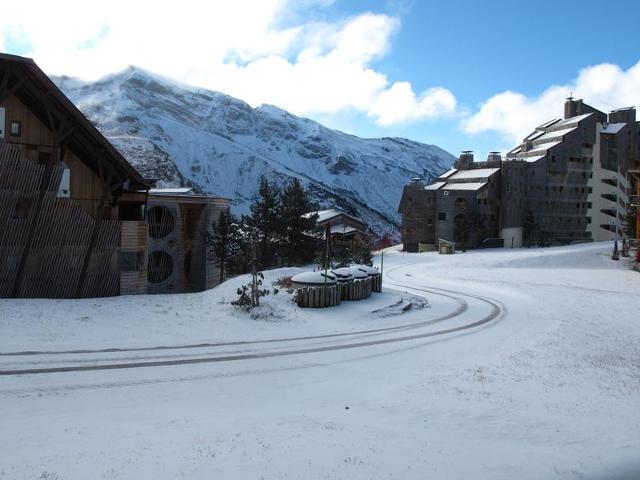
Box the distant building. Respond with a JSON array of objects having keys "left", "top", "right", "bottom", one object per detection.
[
  {"left": 303, "top": 208, "right": 371, "bottom": 246},
  {"left": 398, "top": 152, "right": 502, "bottom": 252},
  {"left": 503, "top": 98, "right": 638, "bottom": 246},
  {"left": 399, "top": 98, "right": 639, "bottom": 250},
  {"left": 0, "top": 53, "right": 229, "bottom": 298}
]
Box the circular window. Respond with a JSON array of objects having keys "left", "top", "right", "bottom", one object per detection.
[
  {"left": 147, "top": 251, "right": 173, "bottom": 283},
  {"left": 148, "top": 206, "right": 175, "bottom": 239}
]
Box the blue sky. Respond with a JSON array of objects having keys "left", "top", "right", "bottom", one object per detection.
[{"left": 2, "top": 0, "right": 639, "bottom": 159}]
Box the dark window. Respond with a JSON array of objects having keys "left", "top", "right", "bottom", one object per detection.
[
  {"left": 38, "top": 152, "right": 51, "bottom": 165},
  {"left": 427, "top": 218, "right": 433, "bottom": 226},
  {"left": 438, "top": 212, "right": 446, "bottom": 221},
  {"left": 13, "top": 197, "right": 33, "bottom": 219},
  {"left": 455, "top": 198, "right": 467, "bottom": 209},
  {"left": 10, "top": 121, "right": 21, "bottom": 137},
  {"left": 119, "top": 251, "right": 145, "bottom": 271}
]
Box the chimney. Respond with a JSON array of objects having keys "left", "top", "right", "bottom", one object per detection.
[
  {"left": 564, "top": 96, "right": 583, "bottom": 119},
  {"left": 455, "top": 151, "right": 474, "bottom": 169},
  {"left": 487, "top": 151, "right": 502, "bottom": 164}
]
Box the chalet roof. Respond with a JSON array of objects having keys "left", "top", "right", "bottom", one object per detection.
[
  {"left": 303, "top": 208, "right": 365, "bottom": 227},
  {"left": 533, "top": 127, "right": 577, "bottom": 144},
  {"left": 0, "top": 53, "right": 150, "bottom": 190}
]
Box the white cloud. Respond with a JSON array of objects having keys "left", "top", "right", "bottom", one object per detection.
[
  {"left": 463, "top": 61, "right": 640, "bottom": 144},
  {"left": 0, "top": 0, "right": 456, "bottom": 126},
  {"left": 370, "top": 82, "right": 456, "bottom": 126}
]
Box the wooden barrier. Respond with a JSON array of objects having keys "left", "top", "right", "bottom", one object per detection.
[
  {"left": 295, "top": 276, "right": 379, "bottom": 308},
  {"left": 371, "top": 274, "right": 382, "bottom": 293},
  {"left": 295, "top": 284, "right": 341, "bottom": 308}
]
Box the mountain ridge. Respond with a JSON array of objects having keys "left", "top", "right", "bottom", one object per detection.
[{"left": 54, "top": 67, "right": 455, "bottom": 237}]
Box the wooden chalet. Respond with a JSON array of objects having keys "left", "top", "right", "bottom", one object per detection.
[
  {"left": 0, "top": 53, "right": 229, "bottom": 298},
  {"left": 303, "top": 208, "right": 371, "bottom": 246}
]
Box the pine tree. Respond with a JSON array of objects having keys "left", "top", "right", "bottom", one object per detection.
[
  {"left": 623, "top": 204, "right": 636, "bottom": 239},
  {"left": 211, "top": 210, "right": 242, "bottom": 283},
  {"left": 248, "top": 177, "right": 281, "bottom": 268},
  {"left": 279, "top": 178, "right": 318, "bottom": 264}
]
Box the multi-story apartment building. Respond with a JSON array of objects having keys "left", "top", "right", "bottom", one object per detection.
[
  {"left": 398, "top": 152, "right": 501, "bottom": 251},
  {"left": 399, "top": 98, "right": 639, "bottom": 251}
]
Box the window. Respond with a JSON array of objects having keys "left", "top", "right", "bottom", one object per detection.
[
  {"left": 10, "top": 121, "right": 21, "bottom": 137},
  {"left": 118, "top": 251, "right": 145, "bottom": 271},
  {"left": 427, "top": 218, "right": 433, "bottom": 226},
  {"left": 13, "top": 197, "right": 33, "bottom": 219},
  {"left": 443, "top": 191, "right": 449, "bottom": 196},
  {"left": 438, "top": 212, "right": 446, "bottom": 221},
  {"left": 455, "top": 198, "right": 467, "bottom": 209}
]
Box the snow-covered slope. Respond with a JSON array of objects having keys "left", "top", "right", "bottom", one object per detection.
[{"left": 54, "top": 68, "right": 455, "bottom": 237}]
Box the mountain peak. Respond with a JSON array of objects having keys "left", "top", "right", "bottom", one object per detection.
[{"left": 56, "top": 70, "right": 455, "bottom": 237}]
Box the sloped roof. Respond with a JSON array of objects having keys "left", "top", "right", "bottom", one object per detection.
[
  {"left": 442, "top": 182, "right": 487, "bottom": 191},
  {"left": 0, "top": 53, "right": 150, "bottom": 190},
  {"left": 448, "top": 168, "right": 499, "bottom": 180},
  {"left": 601, "top": 123, "right": 626, "bottom": 134}
]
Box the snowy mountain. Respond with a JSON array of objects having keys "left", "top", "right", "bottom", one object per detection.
[{"left": 54, "top": 67, "right": 455, "bottom": 237}]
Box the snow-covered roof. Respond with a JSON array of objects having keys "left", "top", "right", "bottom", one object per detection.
[
  {"left": 510, "top": 155, "right": 546, "bottom": 163},
  {"left": 347, "top": 267, "right": 368, "bottom": 279},
  {"left": 442, "top": 182, "right": 487, "bottom": 191},
  {"left": 554, "top": 113, "right": 593, "bottom": 127},
  {"left": 448, "top": 168, "right": 499, "bottom": 180},
  {"left": 533, "top": 127, "right": 577, "bottom": 143},
  {"left": 291, "top": 271, "right": 337, "bottom": 285},
  {"left": 149, "top": 187, "right": 195, "bottom": 195},
  {"left": 525, "top": 130, "right": 545, "bottom": 141},
  {"left": 528, "top": 141, "right": 562, "bottom": 154},
  {"left": 352, "top": 264, "right": 379, "bottom": 276},
  {"left": 329, "top": 224, "right": 358, "bottom": 235},
  {"left": 601, "top": 123, "right": 626, "bottom": 134},
  {"left": 437, "top": 168, "right": 458, "bottom": 179},
  {"left": 331, "top": 268, "right": 354, "bottom": 280},
  {"left": 303, "top": 209, "right": 342, "bottom": 223},
  {"left": 425, "top": 181, "right": 446, "bottom": 191},
  {"left": 536, "top": 118, "right": 561, "bottom": 130}
]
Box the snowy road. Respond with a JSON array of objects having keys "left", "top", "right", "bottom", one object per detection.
[
  {"left": 0, "top": 267, "right": 502, "bottom": 375},
  {"left": 1, "top": 243, "right": 639, "bottom": 480}
]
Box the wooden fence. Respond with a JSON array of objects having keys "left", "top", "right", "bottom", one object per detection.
[
  {"left": 295, "top": 276, "right": 381, "bottom": 308},
  {"left": 295, "top": 284, "right": 341, "bottom": 308}
]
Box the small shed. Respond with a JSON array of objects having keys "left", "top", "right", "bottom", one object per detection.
[{"left": 438, "top": 238, "right": 456, "bottom": 255}]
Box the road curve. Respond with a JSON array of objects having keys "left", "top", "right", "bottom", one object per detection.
[{"left": 0, "top": 263, "right": 504, "bottom": 376}]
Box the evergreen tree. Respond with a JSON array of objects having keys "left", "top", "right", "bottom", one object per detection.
[
  {"left": 248, "top": 176, "right": 281, "bottom": 268},
  {"left": 623, "top": 204, "right": 636, "bottom": 239},
  {"left": 211, "top": 210, "right": 242, "bottom": 283},
  {"left": 279, "top": 178, "right": 318, "bottom": 263}
]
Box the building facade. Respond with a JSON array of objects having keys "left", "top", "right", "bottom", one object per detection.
[
  {"left": 398, "top": 152, "right": 502, "bottom": 251},
  {"left": 0, "top": 53, "right": 229, "bottom": 298},
  {"left": 399, "top": 98, "right": 639, "bottom": 251}
]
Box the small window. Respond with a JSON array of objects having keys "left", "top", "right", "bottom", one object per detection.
[
  {"left": 443, "top": 191, "right": 449, "bottom": 196},
  {"left": 10, "top": 121, "right": 21, "bottom": 137},
  {"left": 13, "top": 197, "right": 33, "bottom": 219},
  {"left": 438, "top": 212, "right": 446, "bottom": 221},
  {"left": 427, "top": 218, "right": 433, "bottom": 226},
  {"left": 118, "top": 251, "right": 145, "bottom": 271}
]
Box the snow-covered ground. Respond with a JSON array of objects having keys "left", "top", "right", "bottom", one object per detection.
[{"left": 1, "top": 242, "right": 639, "bottom": 479}]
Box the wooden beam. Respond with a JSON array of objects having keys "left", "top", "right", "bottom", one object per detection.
[
  {"left": 0, "top": 65, "right": 26, "bottom": 104},
  {"left": 74, "top": 151, "right": 120, "bottom": 298}
]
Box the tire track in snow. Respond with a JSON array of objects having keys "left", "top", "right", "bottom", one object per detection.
[{"left": 0, "top": 263, "right": 503, "bottom": 376}]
